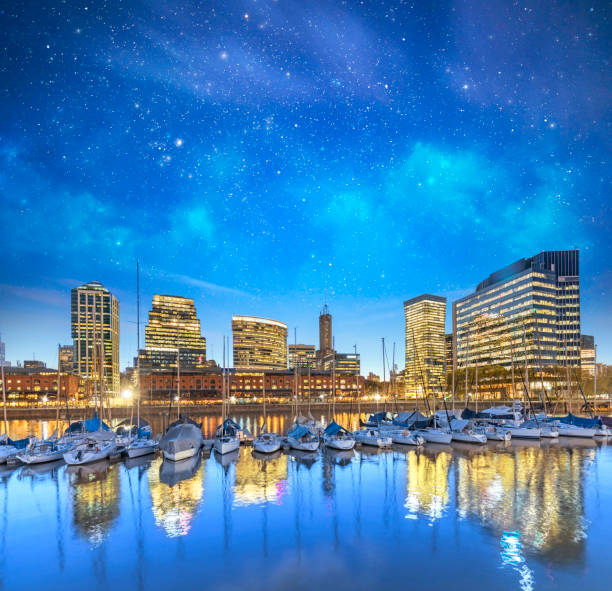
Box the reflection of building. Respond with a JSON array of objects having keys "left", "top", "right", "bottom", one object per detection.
[
  {"left": 71, "top": 281, "right": 120, "bottom": 399},
  {"left": 70, "top": 462, "right": 120, "bottom": 546},
  {"left": 139, "top": 295, "right": 207, "bottom": 371},
  {"left": 453, "top": 250, "right": 581, "bottom": 372},
  {"left": 233, "top": 452, "right": 288, "bottom": 505},
  {"left": 289, "top": 344, "right": 316, "bottom": 369},
  {"left": 404, "top": 294, "right": 447, "bottom": 396},
  {"left": 232, "top": 316, "right": 288, "bottom": 369},
  {"left": 405, "top": 449, "right": 451, "bottom": 522},
  {"left": 455, "top": 446, "right": 588, "bottom": 563},
  {"left": 148, "top": 456, "right": 204, "bottom": 537},
  {"left": 59, "top": 345, "right": 74, "bottom": 373},
  {"left": 580, "top": 335, "right": 595, "bottom": 376}
]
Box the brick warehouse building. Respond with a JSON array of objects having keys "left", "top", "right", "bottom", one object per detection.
[
  {"left": 2, "top": 368, "right": 89, "bottom": 406},
  {"left": 138, "top": 369, "right": 364, "bottom": 404}
]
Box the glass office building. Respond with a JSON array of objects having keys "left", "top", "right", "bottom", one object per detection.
[
  {"left": 452, "top": 250, "right": 580, "bottom": 371},
  {"left": 71, "top": 281, "right": 120, "bottom": 399},
  {"left": 404, "top": 294, "right": 447, "bottom": 396},
  {"left": 232, "top": 316, "right": 288, "bottom": 369},
  {"left": 288, "top": 344, "right": 317, "bottom": 369},
  {"left": 140, "top": 295, "right": 207, "bottom": 370}
]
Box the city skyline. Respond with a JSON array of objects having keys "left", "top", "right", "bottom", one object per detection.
[
  {"left": 1, "top": 2, "right": 610, "bottom": 374},
  {"left": 0, "top": 246, "right": 609, "bottom": 376}
]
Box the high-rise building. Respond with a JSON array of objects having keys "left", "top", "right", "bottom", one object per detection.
[
  {"left": 139, "top": 295, "right": 207, "bottom": 370},
  {"left": 580, "top": 335, "right": 595, "bottom": 376},
  {"left": 71, "top": 281, "right": 120, "bottom": 399},
  {"left": 232, "top": 316, "right": 288, "bottom": 369},
  {"left": 59, "top": 345, "right": 74, "bottom": 373},
  {"left": 24, "top": 360, "right": 46, "bottom": 369},
  {"left": 445, "top": 333, "right": 454, "bottom": 373},
  {"left": 404, "top": 294, "right": 447, "bottom": 396},
  {"left": 288, "top": 344, "right": 316, "bottom": 369},
  {"left": 452, "top": 250, "right": 580, "bottom": 372}
]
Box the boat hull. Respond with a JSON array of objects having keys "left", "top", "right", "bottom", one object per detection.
[
  {"left": 323, "top": 437, "right": 356, "bottom": 450},
  {"left": 0, "top": 446, "right": 19, "bottom": 464},
  {"left": 252, "top": 438, "right": 281, "bottom": 454},
  {"left": 389, "top": 430, "right": 424, "bottom": 446},
  {"left": 214, "top": 437, "right": 241, "bottom": 455},
  {"left": 557, "top": 426, "right": 596, "bottom": 438},
  {"left": 163, "top": 446, "right": 199, "bottom": 461},
  {"left": 126, "top": 441, "right": 157, "bottom": 458},
  {"left": 508, "top": 427, "right": 541, "bottom": 439},
  {"left": 452, "top": 432, "right": 487, "bottom": 444},
  {"left": 418, "top": 429, "right": 452, "bottom": 444},
  {"left": 19, "top": 450, "right": 65, "bottom": 464},
  {"left": 64, "top": 443, "right": 116, "bottom": 465},
  {"left": 288, "top": 437, "right": 319, "bottom": 451}
]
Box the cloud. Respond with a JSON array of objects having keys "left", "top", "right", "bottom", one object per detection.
[
  {"left": 0, "top": 284, "right": 67, "bottom": 308},
  {"left": 163, "top": 273, "right": 251, "bottom": 297}
]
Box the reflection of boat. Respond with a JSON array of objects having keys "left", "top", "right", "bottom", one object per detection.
[
  {"left": 252, "top": 449, "right": 282, "bottom": 462},
  {"left": 287, "top": 448, "right": 319, "bottom": 468},
  {"left": 557, "top": 436, "right": 598, "bottom": 449},
  {"left": 64, "top": 432, "right": 116, "bottom": 465},
  {"left": 19, "top": 458, "right": 64, "bottom": 478},
  {"left": 358, "top": 445, "right": 391, "bottom": 458},
  {"left": 66, "top": 458, "right": 111, "bottom": 481},
  {"left": 451, "top": 441, "right": 488, "bottom": 456},
  {"left": 214, "top": 447, "right": 240, "bottom": 469},
  {"left": 510, "top": 438, "right": 541, "bottom": 449},
  {"left": 322, "top": 447, "right": 354, "bottom": 465},
  {"left": 160, "top": 453, "right": 202, "bottom": 487},
  {"left": 124, "top": 454, "right": 155, "bottom": 471}
]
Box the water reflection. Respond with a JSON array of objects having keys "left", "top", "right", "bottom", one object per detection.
[
  {"left": 405, "top": 447, "right": 452, "bottom": 523},
  {"left": 234, "top": 450, "right": 288, "bottom": 506},
  {"left": 148, "top": 455, "right": 204, "bottom": 537},
  {"left": 68, "top": 460, "right": 118, "bottom": 546},
  {"left": 455, "top": 445, "right": 591, "bottom": 563}
]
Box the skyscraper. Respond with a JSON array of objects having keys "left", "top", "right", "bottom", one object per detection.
[
  {"left": 71, "top": 281, "right": 120, "bottom": 399},
  {"left": 59, "top": 345, "right": 74, "bottom": 373},
  {"left": 452, "top": 250, "right": 580, "bottom": 372},
  {"left": 404, "top": 294, "right": 447, "bottom": 396},
  {"left": 319, "top": 304, "right": 332, "bottom": 353},
  {"left": 288, "top": 344, "right": 317, "bottom": 369},
  {"left": 232, "top": 315, "right": 288, "bottom": 369},
  {"left": 140, "top": 295, "right": 207, "bottom": 370},
  {"left": 580, "top": 335, "right": 595, "bottom": 376}
]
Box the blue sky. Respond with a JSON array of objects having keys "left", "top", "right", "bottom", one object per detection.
[{"left": 1, "top": 1, "right": 610, "bottom": 373}]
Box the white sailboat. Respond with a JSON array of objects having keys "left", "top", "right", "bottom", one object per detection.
[
  {"left": 214, "top": 336, "right": 240, "bottom": 455},
  {"left": 63, "top": 430, "right": 117, "bottom": 465},
  {"left": 388, "top": 427, "right": 424, "bottom": 446},
  {"left": 18, "top": 438, "right": 71, "bottom": 465},
  {"left": 126, "top": 263, "right": 157, "bottom": 459},
  {"left": 253, "top": 372, "right": 281, "bottom": 454},
  {"left": 353, "top": 427, "right": 392, "bottom": 448},
  {"left": 323, "top": 421, "right": 356, "bottom": 450}
]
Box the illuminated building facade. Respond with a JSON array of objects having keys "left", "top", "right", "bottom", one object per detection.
[
  {"left": 232, "top": 315, "right": 288, "bottom": 369},
  {"left": 444, "top": 333, "right": 453, "bottom": 372},
  {"left": 334, "top": 352, "right": 360, "bottom": 375},
  {"left": 580, "top": 334, "right": 595, "bottom": 376},
  {"left": 452, "top": 250, "right": 580, "bottom": 372},
  {"left": 404, "top": 294, "right": 447, "bottom": 396},
  {"left": 2, "top": 368, "right": 87, "bottom": 405},
  {"left": 317, "top": 304, "right": 334, "bottom": 368},
  {"left": 71, "top": 281, "right": 120, "bottom": 399},
  {"left": 140, "top": 295, "right": 207, "bottom": 370},
  {"left": 288, "top": 344, "right": 316, "bottom": 369},
  {"left": 59, "top": 345, "right": 74, "bottom": 373}
]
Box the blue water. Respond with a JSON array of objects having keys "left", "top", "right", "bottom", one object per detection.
[{"left": 1, "top": 439, "right": 612, "bottom": 590}]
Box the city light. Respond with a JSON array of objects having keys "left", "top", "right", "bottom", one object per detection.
[{"left": 122, "top": 389, "right": 133, "bottom": 399}]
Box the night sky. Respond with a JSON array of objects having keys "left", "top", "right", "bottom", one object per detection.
[{"left": 1, "top": 1, "right": 610, "bottom": 373}]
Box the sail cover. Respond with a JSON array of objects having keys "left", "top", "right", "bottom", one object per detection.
[
  {"left": 324, "top": 421, "right": 347, "bottom": 436},
  {"left": 556, "top": 413, "right": 601, "bottom": 428},
  {"left": 288, "top": 424, "right": 311, "bottom": 439}
]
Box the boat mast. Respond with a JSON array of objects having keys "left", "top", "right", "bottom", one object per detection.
[
  {"left": 56, "top": 343, "right": 61, "bottom": 433},
  {"left": 176, "top": 347, "right": 181, "bottom": 421},
  {"left": 451, "top": 332, "right": 455, "bottom": 413},
  {"left": 331, "top": 357, "right": 336, "bottom": 422},
  {"left": 222, "top": 336, "right": 226, "bottom": 425},
  {"left": 381, "top": 338, "right": 386, "bottom": 411},
  {"left": 262, "top": 370, "right": 266, "bottom": 432},
  {"left": 1, "top": 363, "right": 7, "bottom": 436},
  {"left": 465, "top": 324, "right": 469, "bottom": 406},
  {"left": 136, "top": 260, "right": 140, "bottom": 435}
]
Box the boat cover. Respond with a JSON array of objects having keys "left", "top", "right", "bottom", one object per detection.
[
  {"left": 393, "top": 411, "right": 429, "bottom": 428},
  {"left": 461, "top": 407, "right": 478, "bottom": 419},
  {"left": 324, "top": 421, "right": 349, "bottom": 436},
  {"left": 367, "top": 411, "right": 393, "bottom": 423},
  {"left": 477, "top": 406, "right": 517, "bottom": 420},
  {"left": 553, "top": 413, "right": 601, "bottom": 428},
  {"left": 65, "top": 412, "right": 111, "bottom": 434},
  {"left": 450, "top": 418, "right": 470, "bottom": 432},
  {"left": 160, "top": 423, "right": 202, "bottom": 454},
  {"left": 168, "top": 414, "right": 203, "bottom": 430},
  {"left": 7, "top": 437, "right": 30, "bottom": 449},
  {"left": 87, "top": 429, "right": 115, "bottom": 442},
  {"left": 216, "top": 418, "right": 240, "bottom": 436},
  {"left": 288, "top": 424, "right": 312, "bottom": 438}
]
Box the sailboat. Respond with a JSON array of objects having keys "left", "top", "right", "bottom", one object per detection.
[
  {"left": 0, "top": 364, "right": 30, "bottom": 463},
  {"left": 160, "top": 415, "right": 203, "bottom": 461},
  {"left": 253, "top": 373, "right": 281, "bottom": 454},
  {"left": 126, "top": 262, "right": 157, "bottom": 459},
  {"left": 214, "top": 336, "right": 241, "bottom": 455},
  {"left": 63, "top": 429, "right": 117, "bottom": 465},
  {"left": 322, "top": 361, "right": 355, "bottom": 450}
]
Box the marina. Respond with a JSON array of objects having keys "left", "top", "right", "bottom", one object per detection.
[{"left": 1, "top": 411, "right": 612, "bottom": 590}]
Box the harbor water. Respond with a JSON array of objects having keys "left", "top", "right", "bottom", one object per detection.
[{"left": 1, "top": 414, "right": 612, "bottom": 590}]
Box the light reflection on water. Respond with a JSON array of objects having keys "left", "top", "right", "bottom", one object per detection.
[{"left": 1, "top": 416, "right": 612, "bottom": 590}]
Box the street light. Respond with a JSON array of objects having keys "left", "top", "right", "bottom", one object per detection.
[{"left": 122, "top": 388, "right": 133, "bottom": 400}]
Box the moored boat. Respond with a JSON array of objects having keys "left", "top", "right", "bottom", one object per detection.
[
  {"left": 322, "top": 421, "right": 356, "bottom": 450},
  {"left": 160, "top": 418, "right": 202, "bottom": 461},
  {"left": 388, "top": 428, "right": 424, "bottom": 446},
  {"left": 63, "top": 431, "right": 117, "bottom": 465},
  {"left": 353, "top": 428, "right": 392, "bottom": 448},
  {"left": 288, "top": 423, "right": 320, "bottom": 451}
]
